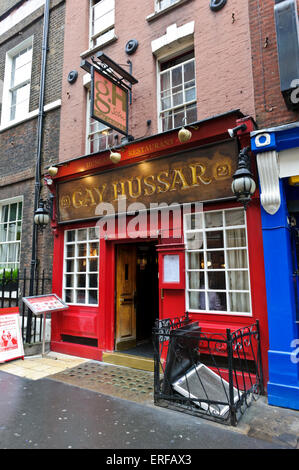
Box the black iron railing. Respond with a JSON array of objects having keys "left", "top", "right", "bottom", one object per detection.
[
  {"left": 0, "top": 268, "right": 51, "bottom": 345},
  {"left": 153, "top": 314, "right": 264, "bottom": 426}
]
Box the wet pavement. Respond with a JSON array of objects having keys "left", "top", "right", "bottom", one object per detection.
[
  {"left": 0, "top": 369, "right": 290, "bottom": 450},
  {"left": 49, "top": 361, "right": 154, "bottom": 404},
  {"left": 0, "top": 353, "right": 298, "bottom": 451}
]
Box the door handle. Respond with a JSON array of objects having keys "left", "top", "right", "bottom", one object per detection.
[{"left": 120, "top": 297, "right": 133, "bottom": 304}]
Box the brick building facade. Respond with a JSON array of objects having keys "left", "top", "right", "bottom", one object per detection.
[{"left": 0, "top": 0, "right": 65, "bottom": 279}]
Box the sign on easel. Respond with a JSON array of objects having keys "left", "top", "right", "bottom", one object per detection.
[
  {"left": 0, "top": 308, "right": 24, "bottom": 363},
  {"left": 22, "top": 294, "right": 68, "bottom": 357}
]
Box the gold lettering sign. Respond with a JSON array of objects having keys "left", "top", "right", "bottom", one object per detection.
[{"left": 57, "top": 140, "right": 238, "bottom": 223}]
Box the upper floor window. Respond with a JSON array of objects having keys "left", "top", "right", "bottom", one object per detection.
[
  {"left": 0, "top": 198, "right": 23, "bottom": 270},
  {"left": 159, "top": 51, "right": 197, "bottom": 132},
  {"left": 184, "top": 208, "right": 252, "bottom": 316},
  {"left": 1, "top": 37, "right": 33, "bottom": 126},
  {"left": 155, "top": 0, "right": 179, "bottom": 12},
  {"left": 90, "top": 0, "right": 115, "bottom": 49}
]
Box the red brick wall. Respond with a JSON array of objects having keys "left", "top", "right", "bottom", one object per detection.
[
  {"left": 249, "top": 0, "right": 299, "bottom": 128},
  {"left": 59, "top": 0, "right": 256, "bottom": 162}
]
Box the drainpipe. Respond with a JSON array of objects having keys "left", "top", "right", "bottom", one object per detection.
[{"left": 27, "top": 0, "right": 51, "bottom": 343}]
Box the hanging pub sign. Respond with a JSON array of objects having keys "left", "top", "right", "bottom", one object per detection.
[{"left": 91, "top": 65, "right": 129, "bottom": 136}]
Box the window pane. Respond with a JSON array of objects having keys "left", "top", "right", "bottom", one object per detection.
[
  {"left": 189, "top": 291, "right": 205, "bottom": 310},
  {"left": 225, "top": 210, "right": 245, "bottom": 227},
  {"left": 88, "top": 258, "right": 98, "bottom": 272},
  {"left": 66, "top": 245, "right": 75, "bottom": 258},
  {"left": 89, "top": 227, "right": 98, "bottom": 240},
  {"left": 208, "top": 292, "right": 226, "bottom": 311},
  {"left": 7, "top": 223, "right": 16, "bottom": 241},
  {"left": 1, "top": 205, "right": 8, "bottom": 223},
  {"left": 187, "top": 251, "right": 204, "bottom": 269},
  {"left": 77, "top": 259, "right": 87, "bottom": 272},
  {"left": 207, "top": 251, "right": 225, "bottom": 269},
  {"left": 77, "top": 274, "right": 86, "bottom": 288},
  {"left": 184, "top": 60, "right": 195, "bottom": 82},
  {"left": 227, "top": 250, "right": 248, "bottom": 269},
  {"left": 67, "top": 230, "right": 76, "bottom": 242},
  {"left": 65, "top": 274, "right": 74, "bottom": 288},
  {"left": 228, "top": 270, "right": 249, "bottom": 290},
  {"left": 76, "top": 290, "right": 86, "bottom": 303},
  {"left": 188, "top": 271, "right": 204, "bottom": 289},
  {"left": 77, "top": 243, "right": 87, "bottom": 257},
  {"left": 160, "top": 71, "right": 170, "bottom": 92},
  {"left": 230, "top": 292, "right": 250, "bottom": 313},
  {"left": 185, "top": 231, "right": 203, "bottom": 250},
  {"left": 172, "top": 66, "right": 182, "bottom": 87},
  {"left": 173, "top": 107, "right": 185, "bottom": 128},
  {"left": 89, "top": 274, "right": 98, "bottom": 288},
  {"left": 0, "top": 224, "right": 7, "bottom": 242},
  {"left": 9, "top": 203, "right": 17, "bottom": 221},
  {"left": 88, "top": 290, "right": 98, "bottom": 305},
  {"left": 77, "top": 229, "right": 87, "bottom": 241},
  {"left": 66, "top": 259, "right": 74, "bottom": 272},
  {"left": 186, "top": 103, "right": 197, "bottom": 124},
  {"left": 207, "top": 271, "right": 226, "bottom": 290},
  {"left": 65, "top": 290, "right": 74, "bottom": 303},
  {"left": 226, "top": 228, "right": 246, "bottom": 247},
  {"left": 206, "top": 231, "right": 224, "bottom": 249},
  {"left": 185, "top": 212, "right": 203, "bottom": 230},
  {"left": 205, "top": 212, "right": 223, "bottom": 228}
]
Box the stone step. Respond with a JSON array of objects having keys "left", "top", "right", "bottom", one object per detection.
[{"left": 102, "top": 351, "right": 154, "bottom": 372}]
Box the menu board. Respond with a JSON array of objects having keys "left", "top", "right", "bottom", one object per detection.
[{"left": 22, "top": 294, "right": 69, "bottom": 315}]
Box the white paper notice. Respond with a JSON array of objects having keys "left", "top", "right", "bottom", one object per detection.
[{"left": 163, "top": 255, "right": 180, "bottom": 283}]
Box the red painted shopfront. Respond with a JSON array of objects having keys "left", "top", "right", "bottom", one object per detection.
[{"left": 49, "top": 110, "right": 269, "bottom": 381}]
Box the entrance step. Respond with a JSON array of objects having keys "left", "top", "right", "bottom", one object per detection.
[{"left": 102, "top": 351, "right": 154, "bottom": 372}]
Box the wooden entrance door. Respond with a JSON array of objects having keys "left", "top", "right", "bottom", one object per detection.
[{"left": 115, "top": 245, "right": 137, "bottom": 350}]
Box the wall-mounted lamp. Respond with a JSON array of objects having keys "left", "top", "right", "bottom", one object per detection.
[
  {"left": 227, "top": 124, "right": 247, "bottom": 138},
  {"left": 110, "top": 149, "right": 122, "bottom": 164},
  {"left": 231, "top": 147, "right": 256, "bottom": 210},
  {"left": 47, "top": 166, "right": 59, "bottom": 177},
  {"left": 34, "top": 200, "right": 51, "bottom": 230},
  {"left": 178, "top": 118, "right": 192, "bottom": 143}
]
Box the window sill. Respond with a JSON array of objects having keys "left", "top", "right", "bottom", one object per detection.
[
  {"left": 146, "top": 0, "right": 194, "bottom": 22},
  {"left": 0, "top": 99, "right": 61, "bottom": 133},
  {"left": 80, "top": 35, "right": 118, "bottom": 59}
]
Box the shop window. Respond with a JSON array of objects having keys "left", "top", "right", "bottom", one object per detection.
[
  {"left": 184, "top": 208, "right": 252, "bottom": 315},
  {"left": 90, "top": 0, "right": 115, "bottom": 49},
  {"left": 63, "top": 227, "right": 99, "bottom": 306},
  {"left": 155, "top": 0, "right": 180, "bottom": 12},
  {"left": 158, "top": 51, "right": 197, "bottom": 132},
  {"left": 0, "top": 198, "right": 23, "bottom": 270},
  {"left": 1, "top": 37, "right": 33, "bottom": 126}
]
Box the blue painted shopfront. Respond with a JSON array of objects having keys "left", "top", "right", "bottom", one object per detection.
[{"left": 251, "top": 123, "right": 299, "bottom": 410}]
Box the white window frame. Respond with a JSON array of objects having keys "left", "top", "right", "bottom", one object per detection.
[
  {"left": 184, "top": 208, "right": 252, "bottom": 316},
  {"left": 0, "top": 197, "right": 23, "bottom": 271},
  {"left": 89, "top": 0, "right": 115, "bottom": 49},
  {"left": 158, "top": 52, "right": 197, "bottom": 132},
  {"left": 63, "top": 227, "right": 99, "bottom": 306},
  {"left": 155, "top": 0, "right": 180, "bottom": 12},
  {"left": 1, "top": 37, "right": 33, "bottom": 127}
]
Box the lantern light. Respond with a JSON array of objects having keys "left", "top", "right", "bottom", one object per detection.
[
  {"left": 34, "top": 200, "right": 50, "bottom": 229},
  {"left": 110, "top": 150, "right": 122, "bottom": 164},
  {"left": 231, "top": 147, "right": 256, "bottom": 210}
]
